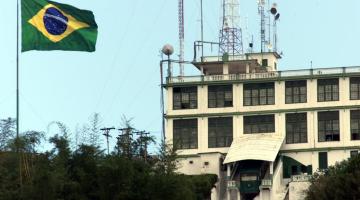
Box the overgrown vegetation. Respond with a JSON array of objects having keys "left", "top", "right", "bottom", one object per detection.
[
  {"left": 306, "top": 154, "right": 360, "bottom": 200},
  {"left": 0, "top": 114, "right": 217, "bottom": 200}
]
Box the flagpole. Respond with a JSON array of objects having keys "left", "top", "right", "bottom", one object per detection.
[
  {"left": 16, "top": 0, "right": 19, "bottom": 142},
  {"left": 16, "top": 0, "right": 22, "bottom": 191}
]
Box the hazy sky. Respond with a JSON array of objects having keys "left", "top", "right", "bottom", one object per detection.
[{"left": 1, "top": 0, "right": 360, "bottom": 151}]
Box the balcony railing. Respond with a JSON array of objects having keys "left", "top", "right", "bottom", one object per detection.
[
  {"left": 166, "top": 66, "right": 360, "bottom": 84},
  {"left": 227, "top": 180, "right": 239, "bottom": 190},
  {"left": 261, "top": 179, "right": 272, "bottom": 187},
  {"left": 291, "top": 175, "right": 312, "bottom": 182}
]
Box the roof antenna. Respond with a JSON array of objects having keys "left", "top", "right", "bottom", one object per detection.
[
  {"left": 219, "top": 0, "right": 244, "bottom": 56},
  {"left": 270, "top": 3, "right": 280, "bottom": 53}
]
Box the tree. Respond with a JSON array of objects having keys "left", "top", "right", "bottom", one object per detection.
[
  {"left": 0, "top": 118, "right": 15, "bottom": 151},
  {"left": 306, "top": 155, "right": 360, "bottom": 200},
  {"left": 155, "top": 140, "right": 179, "bottom": 175}
]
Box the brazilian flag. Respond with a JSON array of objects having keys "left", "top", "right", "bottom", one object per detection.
[{"left": 22, "top": 0, "right": 98, "bottom": 52}]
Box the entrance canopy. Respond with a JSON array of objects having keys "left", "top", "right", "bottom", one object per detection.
[{"left": 224, "top": 134, "right": 284, "bottom": 164}]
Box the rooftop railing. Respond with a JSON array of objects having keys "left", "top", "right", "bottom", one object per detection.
[{"left": 166, "top": 66, "right": 360, "bottom": 84}]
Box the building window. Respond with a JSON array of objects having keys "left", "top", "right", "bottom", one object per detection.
[
  {"left": 285, "top": 80, "right": 307, "bottom": 104},
  {"left": 208, "top": 85, "right": 233, "bottom": 108},
  {"left": 318, "top": 111, "right": 340, "bottom": 142},
  {"left": 318, "top": 152, "right": 328, "bottom": 170},
  {"left": 244, "top": 83, "right": 275, "bottom": 106},
  {"left": 262, "top": 59, "right": 268, "bottom": 67},
  {"left": 286, "top": 113, "right": 307, "bottom": 144},
  {"left": 350, "top": 77, "right": 360, "bottom": 100},
  {"left": 317, "top": 79, "right": 339, "bottom": 102},
  {"left": 173, "top": 87, "right": 197, "bottom": 110},
  {"left": 244, "top": 115, "right": 275, "bottom": 134},
  {"left": 350, "top": 110, "right": 360, "bottom": 140},
  {"left": 208, "top": 117, "right": 233, "bottom": 148},
  {"left": 350, "top": 150, "right": 359, "bottom": 158},
  {"left": 173, "top": 119, "right": 198, "bottom": 149}
]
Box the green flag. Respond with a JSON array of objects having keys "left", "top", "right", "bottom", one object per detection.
[{"left": 21, "top": 0, "right": 98, "bottom": 52}]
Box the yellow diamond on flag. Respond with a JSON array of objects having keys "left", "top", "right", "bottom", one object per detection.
[{"left": 28, "top": 4, "right": 89, "bottom": 43}]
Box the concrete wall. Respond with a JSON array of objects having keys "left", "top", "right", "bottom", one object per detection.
[{"left": 289, "top": 181, "right": 311, "bottom": 200}]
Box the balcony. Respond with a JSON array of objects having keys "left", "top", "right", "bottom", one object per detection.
[
  {"left": 291, "top": 175, "right": 312, "bottom": 182},
  {"left": 166, "top": 66, "right": 360, "bottom": 85},
  {"left": 260, "top": 179, "right": 272, "bottom": 188},
  {"left": 227, "top": 180, "right": 239, "bottom": 190}
]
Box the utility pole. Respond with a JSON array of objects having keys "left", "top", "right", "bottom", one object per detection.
[
  {"left": 100, "top": 127, "right": 115, "bottom": 155},
  {"left": 117, "top": 128, "right": 133, "bottom": 158},
  {"left": 134, "top": 130, "right": 151, "bottom": 162}
]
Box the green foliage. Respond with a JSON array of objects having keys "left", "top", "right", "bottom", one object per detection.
[
  {"left": 0, "top": 118, "right": 218, "bottom": 200},
  {"left": 306, "top": 154, "right": 360, "bottom": 200},
  {"left": 0, "top": 118, "right": 15, "bottom": 151}
]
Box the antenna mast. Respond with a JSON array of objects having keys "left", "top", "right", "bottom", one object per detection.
[
  {"left": 219, "top": 0, "right": 243, "bottom": 55},
  {"left": 178, "top": 0, "right": 184, "bottom": 76},
  {"left": 270, "top": 3, "right": 280, "bottom": 53},
  {"left": 258, "top": 0, "right": 266, "bottom": 52}
]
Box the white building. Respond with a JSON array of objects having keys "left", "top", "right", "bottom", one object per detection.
[{"left": 163, "top": 50, "right": 360, "bottom": 200}]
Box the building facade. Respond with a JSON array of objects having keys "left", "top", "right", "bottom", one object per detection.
[{"left": 163, "top": 52, "right": 360, "bottom": 200}]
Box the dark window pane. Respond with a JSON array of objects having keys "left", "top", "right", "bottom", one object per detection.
[
  {"left": 208, "top": 117, "right": 233, "bottom": 148},
  {"left": 173, "top": 119, "right": 198, "bottom": 149},
  {"left": 318, "top": 79, "right": 339, "bottom": 102},
  {"left": 350, "top": 77, "right": 360, "bottom": 100},
  {"left": 208, "top": 85, "right": 233, "bottom": 108},
  {"left": 351, "top": 150, "right": 359, "bottom": 158},
  {"left": 286, "top": 113, "right": 307, "bottom": 144},
  {"left": 244, "top": 115, "right": 275, "bottom": 134},
  {"left": 319, "top": 152, "right": 328, "bottom": 169},
  {"left": 244, "top": 83, "right": 275, "bottom": 106},
  {"left": 351, "top": 110, "right": 360, "bottom": 140},
  {"left": 173, "top": 87, "right": 197, "bottom": 110},
  {"left": 318, "top": 111, "right": 340, "bottom": 142},
  {"left": 285, "top": 80, "right": 307, "bottom": 104}
]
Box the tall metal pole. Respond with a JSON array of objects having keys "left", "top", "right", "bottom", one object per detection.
[
  {"left": 160, "top": 61, "right": 165, "bottom": 141},
  {"left": 16, "top": 0, "right": 20, "bottom": 142},
  {"left": 200, "top": 0, "right": 204, "bottom": 61},
  {"left": 16, "top": 0, "right": 23, "bottom": 192}
]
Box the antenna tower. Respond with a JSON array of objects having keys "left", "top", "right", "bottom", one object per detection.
[
  {"left": 258, "top": 0, "right": 267, "bottom": 52},
  {"left": 219, "top": 0, "right": 243, "bottom": 55},
  {"left": 178, "top": 0, "right": 184, "bottom": 76}
]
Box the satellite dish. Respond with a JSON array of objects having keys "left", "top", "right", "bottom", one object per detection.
[
  {"left": 275, "top": 13, "right": 280, "bottom": 20},
  {"left": 162, "top": 44, "right": 174, "bottom": 56}
]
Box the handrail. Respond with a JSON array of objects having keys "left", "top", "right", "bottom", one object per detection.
[
  {"left": 291, "top": 174, "right": 312, "bottom": 182},
  {"left": 166, "top": 66, "right": 360, "bottom": 84}
]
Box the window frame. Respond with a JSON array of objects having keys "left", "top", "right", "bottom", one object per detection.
[
  {"left": 285, "top": 80, "right": 307, "bottom": 104},
  {"left": 173, "top": 87, "right": 197, "bottom": 110},
  {"left": 208, "top": 117, "right": 233, "bottom": 148},
  {"left": 318, "top": 152, "right": 328, "bottom": 170},
  {"left": 350, "top": 110, "right": 360, "bottom": 140},
  {"left": 350, "top": 150, "right": 359, "bottom": 158},
  {"left": 318, "top": 111, "right": 340, "bottom": 142},
  {"left": 244, "top": 114, "right": 275, "bottom": 134},
  {"left": 317, "top": 79, "right": 339, "bottom": 102},
  {"left": 173, "top": 119, "right": 198, "bottom": 149},
  {"left": 243, "top": 82, "right": 275, "bottom": 106},
  {"left": 286, "top": 113, "right": 308, "bottom": 144},
  {"left": 208, "top": 85, "right": 233, "bottom": 108},
  {"left": 350, "top": 77, "right": 360, "bottom": 100}
]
